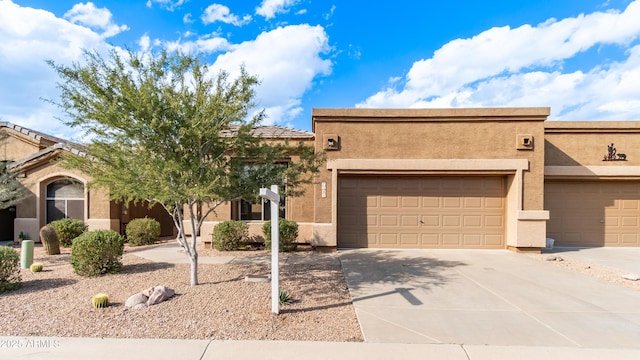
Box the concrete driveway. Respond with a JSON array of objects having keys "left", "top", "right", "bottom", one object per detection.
[{"left": 339, "top": 249, "right": 640, "bottom": 347}]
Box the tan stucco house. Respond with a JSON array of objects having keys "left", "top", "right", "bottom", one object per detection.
[
  {"left": 3, "top": 107, "right": 640, "bottom": 251},
  {"left": 0, "top": 122, "right": 175, "bottom": 242}
]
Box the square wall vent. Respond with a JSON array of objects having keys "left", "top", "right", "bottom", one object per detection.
[
  {"left": 323, "top": 134, "right": 341, "bottom": 150},
  {"left": 517, "top": 134, "right": 534, "bottom": 150}
]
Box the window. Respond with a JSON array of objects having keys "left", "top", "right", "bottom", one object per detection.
[
  {"left": 233, "top": 197, "right": 285, "bottom": 221},
  {"left": 46, "top": 179, "right": 84, "bottom": 223},
  {"left": 232, "top": 162, "right": 288, "bottom": 221}
]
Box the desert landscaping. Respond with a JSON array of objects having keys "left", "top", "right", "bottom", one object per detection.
[{"left": 0, "top": 242, "right": 363, "bottom": 342}]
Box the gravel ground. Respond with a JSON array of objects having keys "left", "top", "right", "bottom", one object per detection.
[
  {"left": 527, "top": 252, "right": 640, "bottom": 291},
  {"left": 0, "top": 243, "right": 363, "bottom": 342}
]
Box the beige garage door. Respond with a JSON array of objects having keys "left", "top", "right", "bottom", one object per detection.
[
  {"left": 546, "top": 181, "right": 640, "bottom": 247},
  {"left": 338, "top": 176, "right": 505, "bottom": 248}
]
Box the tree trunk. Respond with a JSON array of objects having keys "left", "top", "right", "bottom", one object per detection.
[{"left": 190, "top": 252, "right": 198, "bottom": 286}]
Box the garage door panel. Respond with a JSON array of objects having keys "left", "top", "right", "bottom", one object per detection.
[
  {"left": 464, "top": 197, "right": 483, "bottom": 208},
  {"left": 604, "top": 216, "right": 619, "bottom": 227},
  {"left": 380, "top": 196, "right": 398, "bottom": 207},
  {"left": 422, "top": 215, "right": 440, "bottom": 227},
  {"left": 485, "top": 198, "right": 504, "bottom": 208},
  {"left": 485, "top": 215, "right": 504, "bottom": 227},
  {"left": 485, "top": 234, "right": 503, "bottom": 246},
  {"left": 463, "top": 234, "right": 481, "bottom": 246},
  {"left": 463, "top": 215, "right": 482, "bottom": 227},
  {"left": 401, "top": 233, "right": 419, "bottom": 245},
  {"left": 380, "top": 215, "right": 398, "bottom": 226},
  {"left": 366, "top": 197, "right": 378, "bottom": 207},
  {"left": 621, "top": 234, "right": 639, "bottom": 244},
  {"left": 443, "top": 215, "right": 461, "bottom": 227},
  {"left": 422, "top": 198, "right": 440, "bottom": 207},
  {"left": 402, "top": 197, "right": 419, "bottom": 207},
  {"left": 621, "top": 217, "right": 638, "bottom": 227},
  {"left": 443, "top": 198, "right": 461, "bottom": 208},
  {"left": 368, "top": 234, "right": 378, "bottom": 246},
  {"left": 622, "top": 200, "right": 639, "bottom": 210},
  {"left": 546, "top": 181, "right": 640, "bottom": 246},
  {"left": 380, "top": 233, "right": 398, "bottom": 245},
  {"left": 401, "top": 215, "right": 419, "bottom": 226},
  {"left": 421, "top": 234, "right": 439, "bottom": 245},
  {"left": 442, "top": 234, "right": 461, "bottom": 246}
]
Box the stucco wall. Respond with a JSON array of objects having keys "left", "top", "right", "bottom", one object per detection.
[
  {"left": 313, "top": 108, "right": 549, "bottom": 224},
  {"left": 311, "top": 108, "right": 550, "bottom": 248},
  {"left": 545, "top": 121, "right": 640, "bottom": 167},
  {"left": 1, "top": 134, "right": 40, "bottom": 161},
  {"left": 15, "top": 155, "right": 114, "bottom": 233},
  {"left": 199, "top": 138, "right": 317, "bottom": 225}
]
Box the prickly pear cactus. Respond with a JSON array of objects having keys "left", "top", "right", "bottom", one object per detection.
[
  {"left": 30, "top": 263, "right": 43, "bottom": 272},
  {"left": 92, "top": 293, "right": 109, "bottom": 308},
  {"left": 39, "top": 225, "right": 60, "bottom": 255}
]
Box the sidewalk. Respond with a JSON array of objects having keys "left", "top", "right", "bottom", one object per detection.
[{"left": 3, "top": 337, "right": 640, "bottom": 360}]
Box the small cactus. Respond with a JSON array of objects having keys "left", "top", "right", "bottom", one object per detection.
[
  {"left": 30, "top": 263, "right": 43, "bottom": 273},
  {"left": 92, "top": 293, "right": 109, "bottom": 308}
]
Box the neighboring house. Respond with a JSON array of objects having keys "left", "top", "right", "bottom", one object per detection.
[
  {"left": 4, "top": 107, "right": 640, "bottom": 251},
  {"left": 0, "top": 122, "right": 175, "bottom": 241}
]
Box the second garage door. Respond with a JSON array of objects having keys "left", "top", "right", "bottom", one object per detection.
[
  {"left": 546, "top": 181, "right": 640, "bottom": 247},
  {"left": 338, "top": 176, "right": 505, "bottom": 248}
]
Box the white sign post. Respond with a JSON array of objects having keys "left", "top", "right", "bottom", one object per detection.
[{"left": 260, "top": 185, "right": 280, "bottom": 314}]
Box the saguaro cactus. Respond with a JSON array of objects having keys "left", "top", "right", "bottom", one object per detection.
[{"left": 39, "top": 225, "right": 60, "bottom": 255}]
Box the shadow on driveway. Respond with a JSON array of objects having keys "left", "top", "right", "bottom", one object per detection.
[{"left": 338, "top": 249, "right": 466, "bottom": 300}]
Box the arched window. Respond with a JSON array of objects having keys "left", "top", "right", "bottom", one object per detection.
[{"left": 46, "top": 179, "right": 84, "bottom": 223}]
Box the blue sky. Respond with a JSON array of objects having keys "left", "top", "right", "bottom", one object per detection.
[{"left": 1, "top": 0, "right": 640, "bottom": 140}]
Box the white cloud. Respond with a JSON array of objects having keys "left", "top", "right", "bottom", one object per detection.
[
  {"left": 162, "top": 34, "right": 231, "bottom": 54},
  {"left": 211, "top": 24, "right": 332, "bottom": 124},
  {"left": 64, "top": 2, "right": 128, "bottom": 38},
  {"left": 0, "top": 0, "right": 112, "bottom": 138},
  {"left": 324, "top": 5, "right": 336, "bottom": 21},
  {"left": 201, "top": 4, "right": 251, "bottom": 26},
  {"left": 146, "top": 0, "right": 186, "bottom": 11},
  {"left": 358, "top": 0, "right": 640, "bottom": 120},
  {"left": 256, "top": 0, "right": 300, "bottom": 20},
  {"left": 138, "top": 34, "right": 151, "bottom": 52}
]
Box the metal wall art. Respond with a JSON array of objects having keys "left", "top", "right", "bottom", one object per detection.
[{"left": 603, "top": 143, "right": 627, "bottom": 161}]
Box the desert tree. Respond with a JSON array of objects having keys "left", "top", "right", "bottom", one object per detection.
[{"left": 46, "top": 49, "right": 323, "bottom": 285}]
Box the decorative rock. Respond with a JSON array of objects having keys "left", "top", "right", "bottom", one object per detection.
[
  {"left": 142, "top": 287, "right": 155, "bottom": 297},
  {"left": 146, "top": 286, "right": 176, "bottom": 306},
  {"left": 125, "top": 293, "right": 148, "bottom": 308},
  {"left": 126, "top": 285, "right": 175, "bottom": 308},
  {"left": 622, "top": 273, "right": 640, "bottom": 281}
]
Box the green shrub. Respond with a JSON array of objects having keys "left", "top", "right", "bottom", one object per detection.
[
  {"left": 70, "top": 230, "right": 124, "bottom": 277},
  {"left": 213, "top": 220, "right": 248, "bottom": 251},
  {"left": 126, "top": 217, "right": 161, "bottom": 246},
  {"left": 0, "top": 246, "right": 21, "bottom": 292},
  {"left": 279, "top": 289, "right": 291, "bottom": 305},
  {"left": 263, "top": 219, "right": 298, "bottom": 252},
  {"left": 49, "top": 218, "right": 88, "bottom": 247}
]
